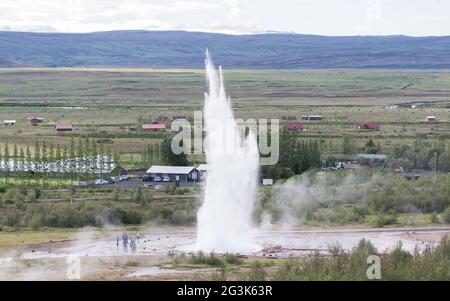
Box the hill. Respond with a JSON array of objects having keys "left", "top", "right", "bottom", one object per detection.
[{"left": 1, "top": 30, "right": 450, "bottom": 68}]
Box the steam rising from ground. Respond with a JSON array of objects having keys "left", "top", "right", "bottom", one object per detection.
[
  {"left": 256, "top": 170, "right": 388, "bottom": 229},
  {"left": 195, "top": 51, "right": 260, "bottom": 252}
]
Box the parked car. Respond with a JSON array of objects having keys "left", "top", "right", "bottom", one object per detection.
[
  {"left": 144, "top": 183, "right": 153, "bottom": 188},
  {"left": 95, "top": 179, "right": 109, "bottom": 185},
  {"left": 73, "top": 181, "right": 87, "bottom": 187},
  {"left": 163, "top": 176, "right": 170, "bottom": 182},
  {"left": 154, "top": 176, "right": 162, "bottom": 182},
  {"left": 142, "top": 175, "right": 152, "bottom": 182},
  {"left": 119, "top": 175, "right": 129, "bottom": 181},
  {"left": 154, "top": 185, "right": 164, "bottom": 190}
]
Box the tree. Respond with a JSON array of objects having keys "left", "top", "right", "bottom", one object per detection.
[
  {"left": 4, "top": 144, "right": 10, "bottom": 181},
  {"left": 364, "top": 137, "right": 379, "bottom": 154},
  {"left": 133, "top": 186, "right": 143, "bottom": 202},
  {"left": 55, "top": 144, "right": 62, "bottom": 184},
  {"left": 25, "top": 146, "right": 32, "bottom": 183},
  {"left": 161, "top": 136, "right": 189, "bottom": 166},
  {"left": 12, "top": 144, "right": 18, "bottom": 174},
  {"left": 278, "top": 128, "right": 297, "bottom": 170},
  {"left": 342, "top": 135, "right": 356, "bottom": 155},
  {"left": 19, "top": 147, "right": 25, "bottom": 176}
]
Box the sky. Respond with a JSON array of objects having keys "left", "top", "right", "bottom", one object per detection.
[{"left": 0, "top": 0, "right": 449, "bottom": 36}]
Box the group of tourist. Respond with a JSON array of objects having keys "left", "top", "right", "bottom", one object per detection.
[{"left": 116, "top": 232, "right": 140, "bottom": 253}]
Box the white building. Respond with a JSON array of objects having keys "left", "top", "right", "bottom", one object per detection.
[
  {"left": 146, "top": 165, "right": 199, "bottom": 182},
  {"left": 197, "top": 164, "right": 208, "bottom": 181},
  {"left": 3, "top": 120, "right": 16, "bottom": 126}
]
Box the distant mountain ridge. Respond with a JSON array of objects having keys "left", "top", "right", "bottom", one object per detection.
[{"left": 0, "top": 30, "right": 450, "bottom": 68}]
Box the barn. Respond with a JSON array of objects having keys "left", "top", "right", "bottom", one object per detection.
[
  {"left": 146, "top": 166, "right": 199, "bottom": 182},
  {"left": 55, "top": 124, "right": 73, "bottom": 132},
  {"left": 426, "top": 116, "right": 437, "bottom": 122},
  {"left": 27, "top": 117, "right": 44, "bottom": 125},
  {"left": 142, "top": 123, "right": 166, "bottom": 131},
  {"left": 3, "top": 120, "right": 16, "bottom": 126},
  {"left": 357, "top": 122, "right": 380, "bottom": 131}
]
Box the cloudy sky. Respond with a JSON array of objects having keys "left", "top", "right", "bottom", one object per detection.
[{"left": 0, "top": 0, "right": 449, "bottom": 36}]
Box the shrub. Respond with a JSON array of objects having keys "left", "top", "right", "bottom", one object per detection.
[
  {"left": 28, "top": 213, "right": 44, "bottom": 230},
  {"left": 443, "top": 207, "right": 450, "bottom": 224},
  {"left": 166, "top": 184, "right": 177, "bottom": 195},
  {"left": 112, "top": 189, "right": 120, "bottom": 202},
  {"left": 132, "top": 186, "right": 142, "bottom": 202},
  {"left": 175, "top": 188, "right": 189, "bottom": 195},
  {"left": 124, "top": 260, "right": 139, "bottom": 267},
  {"left": 375, "top": 213, "right": 397, "bottom": 228},
  {"left": 185, "top": 252, "right": 223, "bottom": 267},
  {"left": 430, "top": 212, "right": 439, "bottom": 224},
  {"left": 223, "top": 253, "right": 243, "bottom": 265},
  {"left": 246, "top": 261, "right": 266, "bottom": 281},
  {"left": 272, "top": 237, "right": 450, "bottom": 280},
  {"left": 5, "top": 210, "right": 20, "bottom": 227}
]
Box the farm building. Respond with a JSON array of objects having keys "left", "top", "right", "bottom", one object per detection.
[
  {"left": 146, "top": 165, "right": 199, "bottom": 182},
  {"left": 3, "top": 120, "right": 16, "bottom": 126},
  {"left": 142, "top": 122, "right": 166, "bottom": 131},
  {"left": 301, "top": 115, "right": 322, "bottom": 121},
  {"left": 155, "top": 120, "right": 172, "bottom": 126},
  {"left": 426, "top": 116, "right": 437, "bottom": 122},
  {"left": 357, "top": 122, "right": 380, "bottom": 131},
  {"left": 197, "top": 164, "right": 208, "bottom": 181},
  {"left": 27, "top": 117, "right": 44, "bottom": 125},
  {"left": 285, "top": 122, "right": 305, "bottom": 131},
  {"left": 55, "top": 124, "right": 73, "bottom": 132}
]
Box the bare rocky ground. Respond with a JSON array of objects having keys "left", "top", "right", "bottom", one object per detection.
[{"left": 0, "top": 226, "right": 449, "bottom": 281}]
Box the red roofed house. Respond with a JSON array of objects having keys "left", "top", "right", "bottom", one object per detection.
[
  {"left": 142, "top": 121, "right": 167, "bottom": 131},
  {"left": 357, "top": 122, "right": 380, "bottom": 131},
  {"left": 285, "top": 122, "right": 305, "bottom": 131},
  {"left": 55, "top": 124, "right": 73, "bottom": 132},
  {"left": 155, "top": 120, "right": 171, "bottom": 127},
  {"left": 27, "top": 117, "right": 44, "bottom": 126},
  {"left": 426, "top": 116, "right": 437, "bottom": 122}
]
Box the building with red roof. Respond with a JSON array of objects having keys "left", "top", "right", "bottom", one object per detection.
[
  {"left": 357, "top": 122, "right": 380, "bottom": 131},
  {"left": 142, "top": 122, "right": 166, "bottom": 131},
  {"left": 55, "top": 124, "right": 73, "bottom": 132}
]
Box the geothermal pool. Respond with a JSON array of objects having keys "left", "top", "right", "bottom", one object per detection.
[{"left": 4, "top": 227, "right": 449, "bottom": 261}]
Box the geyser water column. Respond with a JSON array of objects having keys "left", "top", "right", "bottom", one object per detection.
[{"left": 195, "top": 51, "right": 260, "bottom": 253}]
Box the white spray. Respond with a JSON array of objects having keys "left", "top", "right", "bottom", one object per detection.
[{"left": 195, "top": 51, "right": 260, "bottom": 253}]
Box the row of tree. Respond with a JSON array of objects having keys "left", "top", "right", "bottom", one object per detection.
[
  {"left": 262, "top": 129, "right": 322, "bottom": 180},
  {"left": 0, "top": 138, "right": 122, "bottom": 185},
  {"left": 391, "top": 139, "right": 450, "bottom": 172}
]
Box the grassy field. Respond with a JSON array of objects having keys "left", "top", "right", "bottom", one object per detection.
[
  {"left": 1, "top": 68, "right": 450, "bottom": 161},
  {"left": 0, "top": 228, "right": 75, "bottom": 249}
]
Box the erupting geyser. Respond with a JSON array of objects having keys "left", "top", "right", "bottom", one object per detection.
[{"left": 195, "top": 51, "right": 260, "bottom": 253}]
